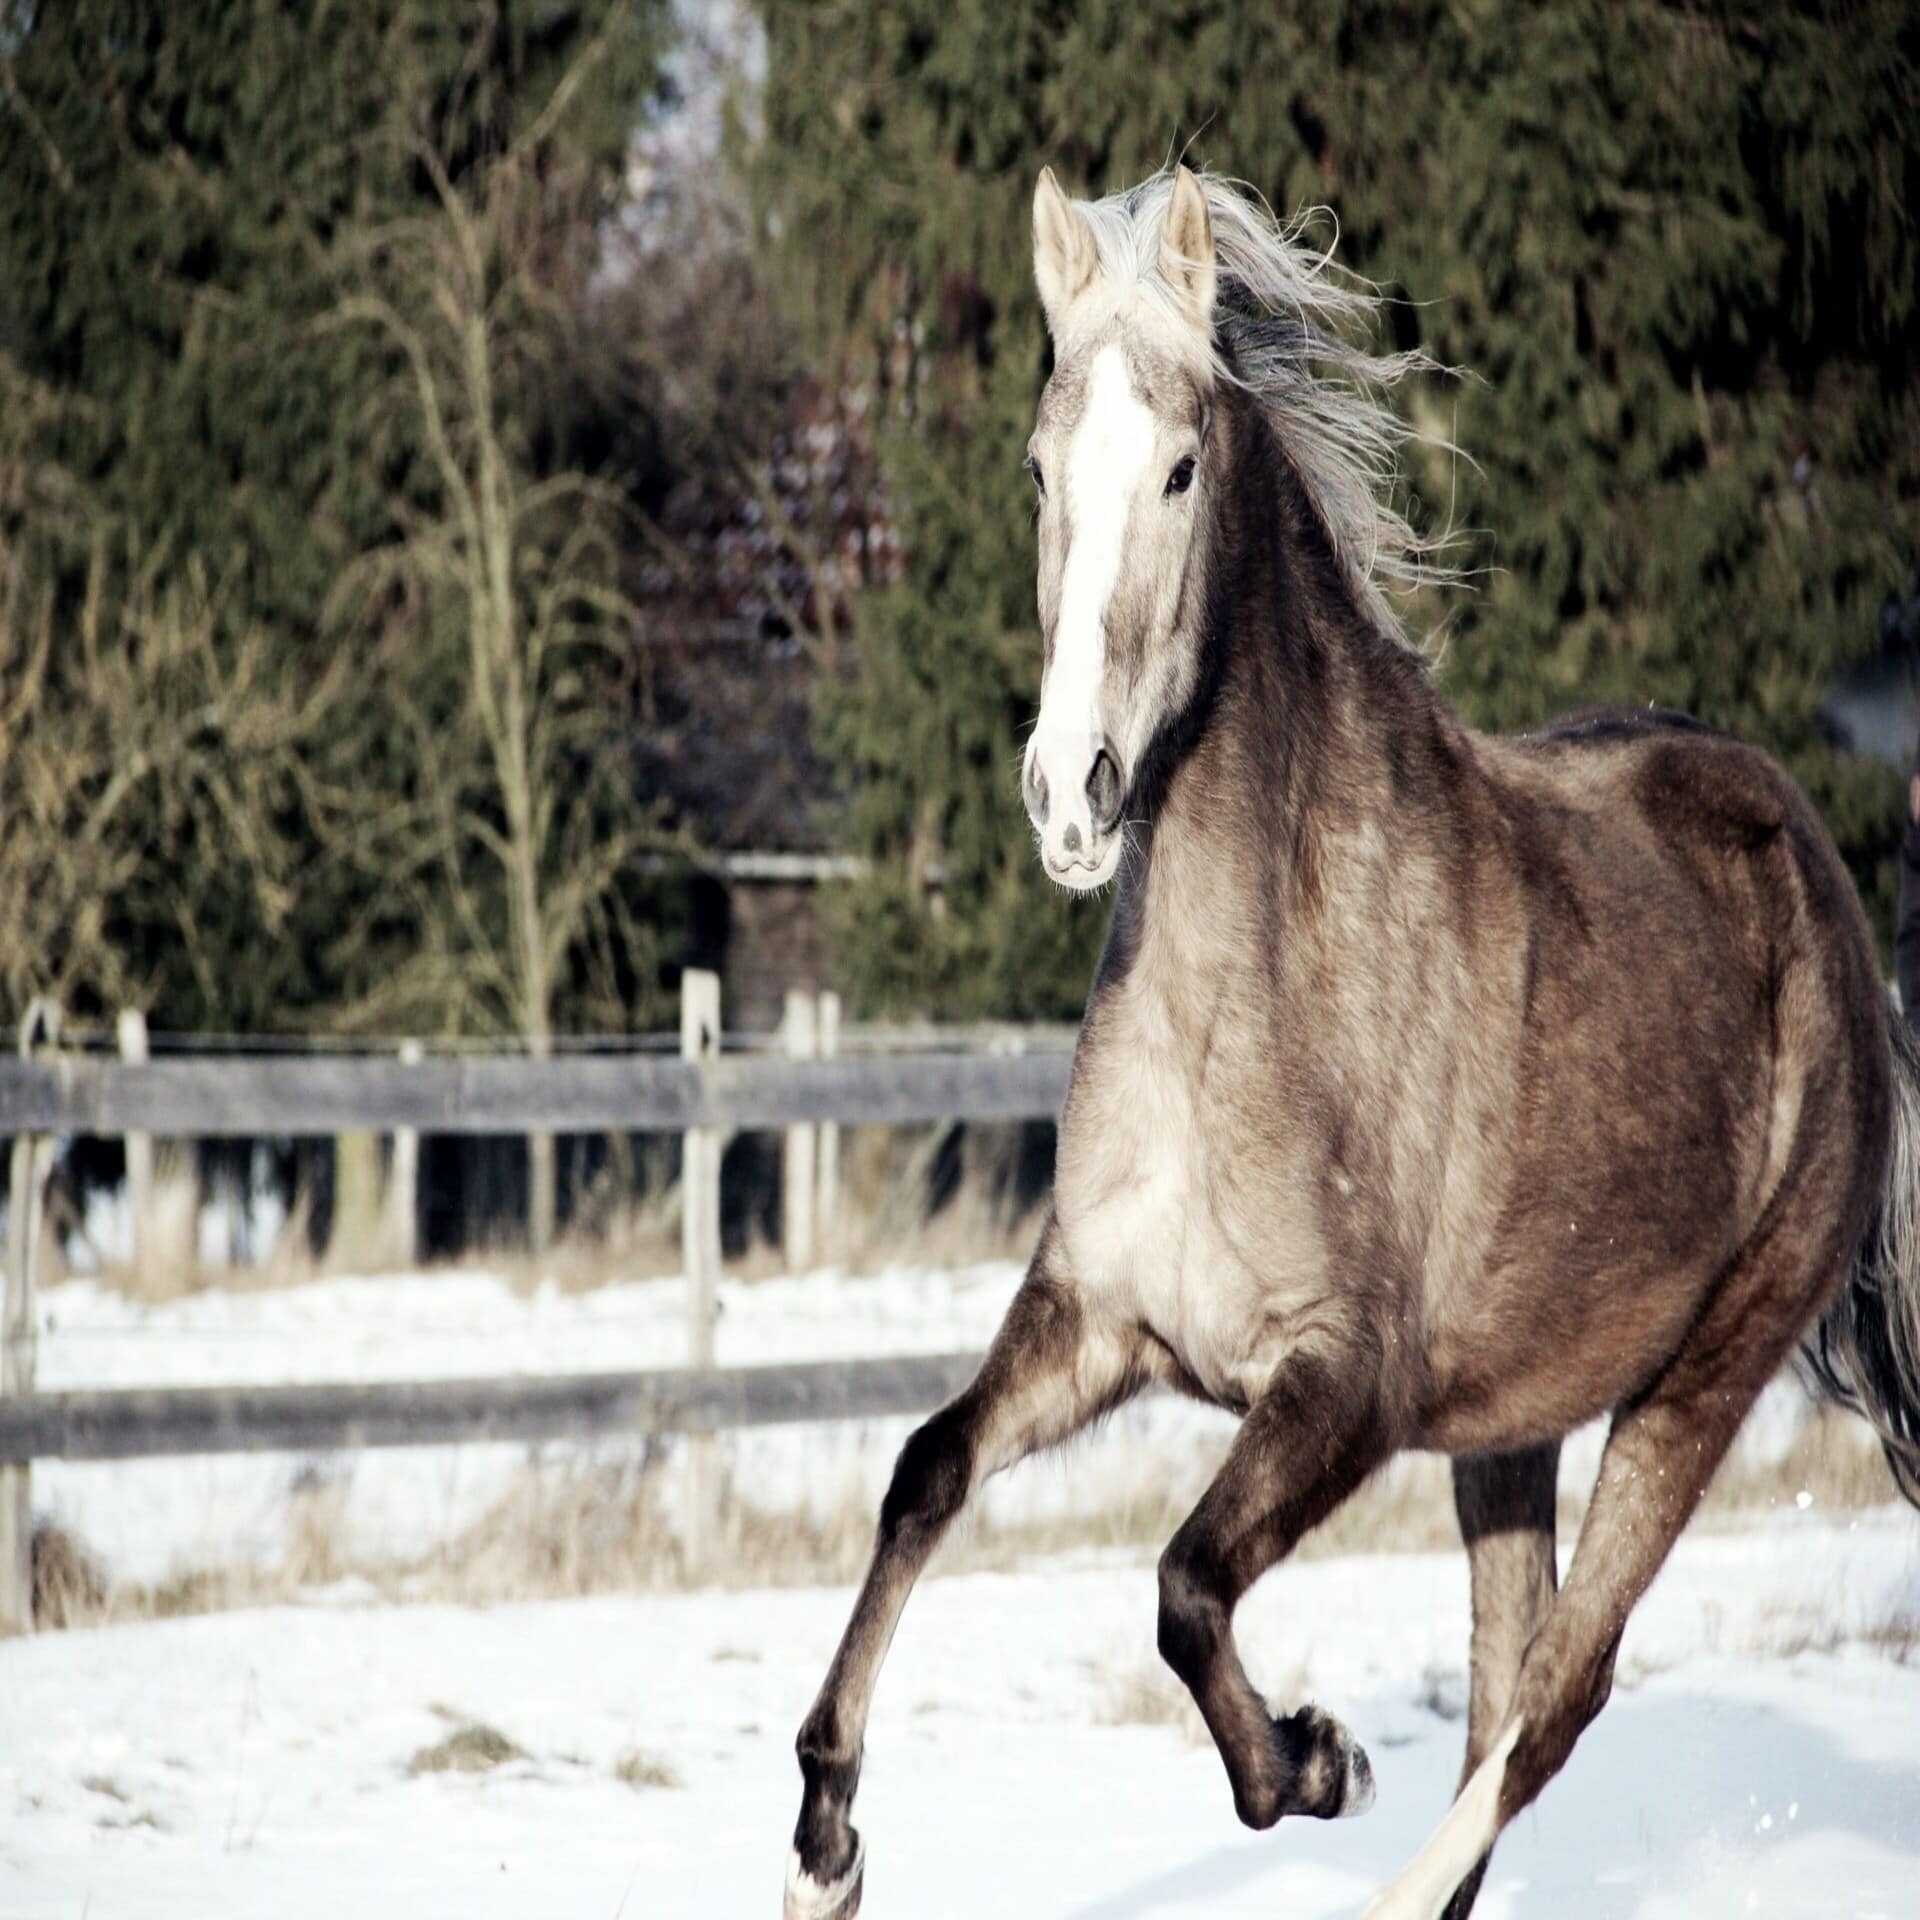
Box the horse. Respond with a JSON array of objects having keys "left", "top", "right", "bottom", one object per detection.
[{"left": 783, "top": 165, "right": 1920, "bottom": 1920}]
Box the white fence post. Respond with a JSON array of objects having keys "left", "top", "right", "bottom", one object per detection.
[
  {"left": 116, "top": 1010, "right": 154, "bottom": 1279},
  {"left": 782, "top": 989, "right": 819, "bottom": 1272},
  {"left": 680, "top": 969, "right": 722, "bottom": 1570},
  {"left": 3, "top": 1001, "right": 59, "bottom": 1634},
  {"left": 386, "top": 1040, "right": 423, "bottom": 1269},
  {"left": 816, "top": 991, "right": 841, "bottom": 1258}
]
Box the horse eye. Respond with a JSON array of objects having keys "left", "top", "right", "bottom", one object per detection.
[
  {"left": 1026, "top": 455, "right": 1046, "bottom": 497},
  {"left": 1166, "top": 456, "right": 1196, "bottom": 497}
]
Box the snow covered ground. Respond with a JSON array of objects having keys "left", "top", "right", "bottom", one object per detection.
[
  {"left": 3, "top": 1513, "right": 1917, "bottom": 1918},
  {"left": 5, "top": 1261, "right": 1918, "bottom": 1915}
]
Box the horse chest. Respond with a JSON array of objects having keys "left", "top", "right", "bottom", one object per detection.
[{"left": 1055, "top": 1028, "right": 1284, "bottom": 1402}]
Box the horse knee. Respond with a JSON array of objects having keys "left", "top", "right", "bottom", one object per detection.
[
  {"left": 1156, "top": 1539, "right": 1227, "bottom": 1684},
  {"left": 877, "top": 1406, "right": 973, "bottom": 1553},
  {"left": 796, "top": 1697, "right": 856, "bottom": 1772}
]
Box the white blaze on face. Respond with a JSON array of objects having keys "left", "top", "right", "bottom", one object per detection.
[{"left": 1028, "top": 344, "right": 1156, "bottom": 883}]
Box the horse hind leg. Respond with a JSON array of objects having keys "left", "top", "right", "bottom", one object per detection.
[
  {"left": 1438, "top": 1441, "right": 1560, "bottom": 1920},
  {"left": 1368, "top": 1154, "right": 1860, "bottom": 1920},
  {"left": 1367, "top": 1394, "right": 1743, "bottom": 1920}
]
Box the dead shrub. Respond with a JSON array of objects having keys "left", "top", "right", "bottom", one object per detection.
[
  {"left": 612, "top": 1747, "right": 681, "bottom": 1789},
  {"left": 407, "top": 1719, "right": 525, "bottom": 1775},
  {"left": 32, "top": 1521, "right": 107, "bottom": 1628}
]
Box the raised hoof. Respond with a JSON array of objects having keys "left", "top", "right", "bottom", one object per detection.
[
  {"left": 784, "top": 1838, "right": 864, "bottom": 1920},
  {"left": 1288, "top": 1703, "right": 1375, "bottom": 1821}
]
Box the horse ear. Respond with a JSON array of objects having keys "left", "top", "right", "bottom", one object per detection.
[
  {"left": 1033, "top": 167, "right": 1098, "bottom": 332},
  {"left": 1159, "top": 165, "right": 1216, "bottom": 326}
]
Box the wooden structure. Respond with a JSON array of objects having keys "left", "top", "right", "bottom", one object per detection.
[{"left": 0, "top": 988, "right": 1071, "bottom": 1629}]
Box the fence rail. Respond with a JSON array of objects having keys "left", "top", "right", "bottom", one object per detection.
[
  {"left": 0, "top": 1352, "right": 987, "bottom": 1466},
  {"left": 0, "top": 980, "right": 1069, "bottom": 1632},
  {"left": 0, "top": 1047, "right": 1073, "bottom": 1137}
]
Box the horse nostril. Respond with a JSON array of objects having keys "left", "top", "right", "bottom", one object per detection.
[
  {"left": 1025, "top": 759, "right": 1050, "bottom": 827},
  {"left": 1086, "top": 748, "right": 1123, "bottom": 834}
]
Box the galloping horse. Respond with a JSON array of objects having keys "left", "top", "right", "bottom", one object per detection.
[{"left": 785, "top": 166, "right": 1920, "bottom": 1920}]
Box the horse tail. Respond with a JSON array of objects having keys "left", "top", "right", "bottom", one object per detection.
[{"left": 1802, "top": 1004, "right": 1920, "bottom": 1508}]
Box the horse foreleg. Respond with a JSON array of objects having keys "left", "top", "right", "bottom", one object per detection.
[
  {"left": 785, "top": 1216, "right": 1147, "bottom": 1919},
  {"left": 1155, "top": 1343, "right": 1394, "bottom": 1830},
  {"left": 1437, "top": 1442, "right": 1559, "bottom": 1920}
]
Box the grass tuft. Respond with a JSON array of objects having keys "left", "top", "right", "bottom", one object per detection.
[
  {"left": 612, "top": 1747, "right": 682, "bottom": 1790},
  {"left": 407, "top": 1719, "right": 525, "bottom": 1776},
  {"left": 1746, "top": 1598, "right": 1920, "bottom": 1666},
  {"left": 1095, "top": 1664, "right": 1209, "bottom": 1744},
  {"left": 33, "top": 1523, "right": 108, "bottom": 1628},
  {"left": 1413, "top": 1665, "right": 1467, "bottom": 1723}
]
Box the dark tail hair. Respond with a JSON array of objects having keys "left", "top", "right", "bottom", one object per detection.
[{"left": 1802, "top": 1006, "right": 1920, "bottom": 1508}]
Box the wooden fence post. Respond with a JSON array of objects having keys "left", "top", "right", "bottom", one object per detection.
[
  {"left": 116, "top": 1010, "right": 154, "bottom": 1278},
  {"left": 680, "top": 969, "right": 722, "bottom": 1569},
  {"left": 386, "top": 1040, "right": 422, "bottom": 1270},
  {"left": 816, "top": 991, "right": 841, "bottom": 1258},
  {"left": 3, "top": 1000, "right": 59, "bottom": 1634},
  {"left": 781, "top": 989, "right": 818, "bottom": 1272}
]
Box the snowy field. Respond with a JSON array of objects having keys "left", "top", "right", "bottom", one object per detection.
[
  {"left": 3, "top": 1515, "right": 1918, "bottom": 1917},
  {"left": 4, "top": 1261, "right": 1919, "bottom": 1916}
]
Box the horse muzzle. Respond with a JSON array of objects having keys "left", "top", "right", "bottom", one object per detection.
[{"left": 1024, "top": 735, "right": 1125, "bottom": 890}]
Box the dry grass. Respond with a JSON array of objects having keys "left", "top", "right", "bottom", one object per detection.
[
  {"left": 1297, "top": 1456, "right": 1473, "bottom": 1561},
  {"left": 90, "top": 1166, "right": 216, "bottom": 1302},
  {"left": 25, "top": 1349, "right": 1914, "bottom": 1636},
  {"left": 36, "top": 1418, "right": 1918, "bottom": 1634},
  {"left": 1412, "top": 1664, "right": 1469, "bottom": 1723},
  {"left": 1098, "top": 1643, "right": 1314, "bottom": 1746},
  {"left": 481, "top": 1123, "right": 1048, "bottom": 1295},
  {"left": 98, "top": 1809, "right": 166, "bottom": 1831},
  {"left": 1744, "top": 1596, "right": 1920, "bottom": 1666},
  {"left": 80, "top": 1772, "right": 165, "bottom": 1829},
  {"left": 71, "top": 1126, "right": 1050, "bottom": 1308},
  {"left": 1096, "top": 1663, "right": 1210, "bottom": 1743},
  {"left": 407, "top": 1717, "right": 525, "bottom": 1776},
  {"left": 1697, "top": 1407, "right": 1897, "bottom": 1520},
  {"left": 612, "top": 1746, "right": 682, "bottom": 1790},
  {"left": 31, "top": 1522, "right": 108, "bottom": 1628}
]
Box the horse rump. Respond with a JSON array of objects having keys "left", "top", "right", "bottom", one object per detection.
[{"left": 1802, "top": 1005, "right": 1920, "bottom": 1507}]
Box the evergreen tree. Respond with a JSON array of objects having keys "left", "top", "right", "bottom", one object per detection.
[
  {"left": 0, "top": 1, "right": 666, "bottom": 1032},
  {"left": 755, "top": 0, "right": 1920, "bottom": 1013}
]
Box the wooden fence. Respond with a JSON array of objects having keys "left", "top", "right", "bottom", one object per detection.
[{"left": 0, "top": 977, "right": 1073, "bottom": 1631}]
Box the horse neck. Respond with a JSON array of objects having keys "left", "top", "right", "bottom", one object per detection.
[{"left": 1124, "top": 400, "right": 1465, "bottom": 968}]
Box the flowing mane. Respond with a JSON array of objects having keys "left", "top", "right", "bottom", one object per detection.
[{"left": 1070, "top": 169, "right": 1452, "bottom": 643}]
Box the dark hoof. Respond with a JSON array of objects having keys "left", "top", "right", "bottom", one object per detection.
[
  {"left": 784, "top": 1837, "right": 864, "bottom": 1920},
  {"left": 1229, "top": 1703, "right": 1375, "bottom": 1830},
  {"left": 1285, "top": 1704, "right": 1375, "bottom": 1821}
]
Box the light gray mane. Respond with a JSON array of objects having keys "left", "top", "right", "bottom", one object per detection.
[{"left": 1072, "top": 169, "right": 1454, "bottom": 643}]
